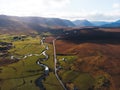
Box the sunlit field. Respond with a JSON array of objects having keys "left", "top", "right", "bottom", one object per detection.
[{"left": 0, "top": 35, "right": 63, "bottom": 90}]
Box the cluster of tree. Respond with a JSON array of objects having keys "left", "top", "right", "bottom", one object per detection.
[{"left": 0, "top": 42, "right": 12, "bottom": 51}]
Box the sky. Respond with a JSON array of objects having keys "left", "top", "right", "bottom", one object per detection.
[{"left": 0, "top": 0, "right": 120, "bottom": 21}]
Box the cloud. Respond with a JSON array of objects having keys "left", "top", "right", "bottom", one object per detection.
[
  {"left": 0, "top": 0, "right": 70, "bottom": 16},
  {"left": 113, "top": 3, "right": 120, "bottom": 8},
  {"left": 41, "top": 0, "right": 70, "bottom": 9},
  {"left": 43, "top": 11, "right": 120, "bottom": 21},
  {"left": 0, "top": 0, "right": 120, "bottom": 21},
  {"left": 87, "top": 13, "right": 120, "bottom": 21}
]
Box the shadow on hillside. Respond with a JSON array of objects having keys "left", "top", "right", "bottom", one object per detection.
[
  {"left": 30, "top": 25, "right": 120, "bottom": 44},
  {"left": 60, "top": 29, "right": 120, "bottom": 44}
]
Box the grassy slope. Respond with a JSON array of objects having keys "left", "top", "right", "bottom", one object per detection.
[
  {"left": 45, "top": 37, "right": 95, "bottom": 90},
  {"left": 55, "top": 39, "right": 120, "bottom": 90},
  {"left": 57, "top": 55, "right": 94, "bottom": 90}
]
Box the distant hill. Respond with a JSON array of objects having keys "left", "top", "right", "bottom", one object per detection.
[
  {"left": 91, "top": 21, "right": 109, "bottom": 26},
  {"left": 0, "top": 15, "right": 120, "bottom": 34},
  {"left": 73, "top": 20, "right": 120, "bottom": 27},
  {"left": 116, "top": 20, "right": 120, "bottom": 23},
  {"left": 73, "top": 20, "right": 94, "bottom": 27},
  {"left": 0, "top": 15, "right": 75, "bottom": 34},
  {"left": 0, "top": 15, "right": 36, "bottom": 34},
  {"left": 102, "top": 20, "right": 120, "bottom": 27},
  {"left": 0, "top": 15, "right": 76, "bottom": 34},
  {"left": 19, "top": 17, "right": 75, "bottom": 27}
]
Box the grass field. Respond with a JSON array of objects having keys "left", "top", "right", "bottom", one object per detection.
[
  {"left": 0, "top": 35, "right": 63, "bottom": 90},
  {"left": 0, "top": 35, "right": 44, "bottom": 90},
  {"left": 57, "top": 54, "right": 95, "bottom": 90}
]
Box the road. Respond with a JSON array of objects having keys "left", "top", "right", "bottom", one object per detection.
[{"left": 53, "top": 39, "right": 67, "bottom": 90}]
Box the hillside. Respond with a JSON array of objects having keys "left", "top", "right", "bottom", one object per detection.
[
  {"left": 0, "top": 15, "right": 36, "bottom": 34},
  {"left": 91, "top": 21, "right": 109, "bottom": 26},
  {"left": 73, "top": 20, "right": 94, "bottom": 27},
  {"left": 44, "top": 27, "right": 120, "bottom": 90},
  {"left": 102, "top": 20, "right": 120, "bottom": 27},
  {"left": 0, "top": 15, "right": 120, "bottom": 34},
  {"left": 53, "top": 28, "right": 120, "bottom": 90},
  {"left": 55, "top": 40, "right": 120, "bottom": 90},
  {"left": 0, "top": 15, "right": 76, "bottom": 34}
]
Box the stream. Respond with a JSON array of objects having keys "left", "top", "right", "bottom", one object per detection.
[
  {"left": 10, "top": 37, "right": 49, "bottom": 90},
  {"left": 35, "top": 38, "right": 49, "bottom": 90}
]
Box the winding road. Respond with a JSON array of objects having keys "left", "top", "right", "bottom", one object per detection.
[{"left": 53, "top": 39, "right": 67, "bottom": 90}]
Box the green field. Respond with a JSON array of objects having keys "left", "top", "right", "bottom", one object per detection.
[
  {"left": 0, "top": 35, "right": 63, "bottom": 90},
  {"left": 0, "top": 34, "right": 100, "bottom": 90},
  {"left": 57, "top": 55, "right": 95, "bottom": 90}
]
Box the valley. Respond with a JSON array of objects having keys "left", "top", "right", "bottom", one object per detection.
[{"left": 0, "top": 15, "right": 120, "bottom": 90}]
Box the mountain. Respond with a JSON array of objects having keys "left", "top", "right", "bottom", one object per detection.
[
  {"left": 46, "top": 18, "right": 75, "bottom": 27},
  {"left": 16, "top": 17, "right": 75, "bottom": 27},
  {"left": 116, "top": 20, "right": 120, "bottom": 23},
  {"left": 73, "top": 20, "right": 94, "bottom": 27},
  {"left": 0, "top": 15, "right": 120, "bottom": 34},
  {"left": 91, "top": 21, "right": 109, "bottom": 26},
  {"left": 102, "top": 20, "right": 120, "bottom": 27},
  {"left": 0, "top": 15, "right": 35, "bottom": 34},
  {"left": 0, "top": 15, "right": 75, "bottom": 34}
]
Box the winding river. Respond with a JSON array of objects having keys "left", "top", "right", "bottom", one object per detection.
[
  {"left": 10, "top": 37, "right": 49, "bottom": 90},
  {"left": 35, "top": 38, "right": 49, "bottom": 90}
]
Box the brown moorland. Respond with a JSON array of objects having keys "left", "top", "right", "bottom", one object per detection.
[
  {"left": 51, "top": 28, "right": 120, "bottom": 90},
  {"left": 55, "top": 39, "right": 120, "bottom": 90}
]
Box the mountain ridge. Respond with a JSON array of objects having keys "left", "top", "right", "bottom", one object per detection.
[
  {"left": 0, "top": 15, "right": 120, "bottom": 34},
  {"left": 73, "top": 20, "right": 94, "bottom": 27}
]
